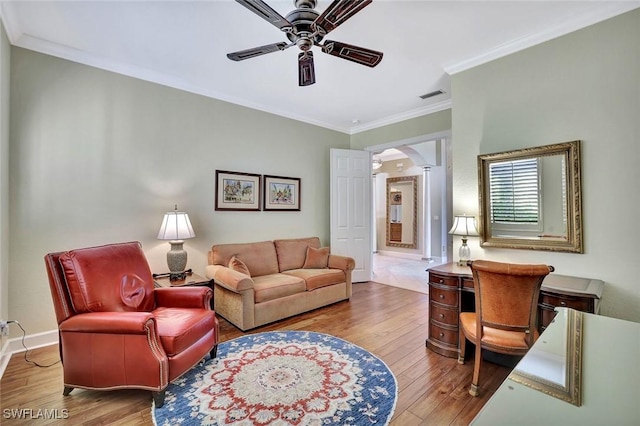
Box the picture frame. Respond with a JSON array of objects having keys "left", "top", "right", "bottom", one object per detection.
[
  {"left": 215, "top": 170, "right": 261, "bottom": 211},
  {"left": 263, "top": 175, "right": 301, "bottom": 211}
]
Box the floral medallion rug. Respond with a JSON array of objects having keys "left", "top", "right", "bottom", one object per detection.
[{"left": 152, "top": 331, "right": 398, "bottom": 425}]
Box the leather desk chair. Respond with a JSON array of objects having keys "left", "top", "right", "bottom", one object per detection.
[
  {"left": 458, "top": 260, "right": 554, "bottom": 396},
  {"left": 45, "top": 241, "right": 219, "bottom": 407}
]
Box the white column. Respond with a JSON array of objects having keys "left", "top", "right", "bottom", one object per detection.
[
  {"left": 372, "top": 173, "right": 377, "bottom": 253},
  {"left": 422, "top": 166, "right": 432, "bottom": 261}
]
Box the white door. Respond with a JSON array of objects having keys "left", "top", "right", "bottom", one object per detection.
[{"left": 330, "top": 148, "right": 372, "bottom": 283}]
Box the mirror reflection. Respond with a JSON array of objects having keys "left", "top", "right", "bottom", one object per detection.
[
  {"left": 386, "top": 176, "right": 418, "bottom": 249},
  {"left": 509, "top": 308, "right": 583, "bottom": 406},
  {"left": 478, "top": 140, "right": 583, "bottom": 253}
]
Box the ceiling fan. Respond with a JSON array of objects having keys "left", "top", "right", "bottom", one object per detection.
[{"left": 227, "top": 0, "right": 383, "bottom": 86}]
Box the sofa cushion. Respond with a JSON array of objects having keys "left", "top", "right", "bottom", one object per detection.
[
  {"left": 253, "top": 274, "right": 306, "bottom": 303},
  {"left": 59, "top": 242, "right": 155, "bottom": 313},
  {"left": 229, "top": 256, "right": 251, "bottom": 277},
  {"left": 283, "top": 269, "right": 346, "bottom": 291},
  {"left": 211, "top": 241, "right": 279, "bottom": 277},
  {"left": 302, "top": 246, "right": 330, "bottom": 269},
  {"left": 274, "top": 237, "right": 321, "bottom": 272}
]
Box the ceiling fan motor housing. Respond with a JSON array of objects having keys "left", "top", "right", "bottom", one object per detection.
[{"left": 285, "top": 8, "right": 322, "bottom": 48}]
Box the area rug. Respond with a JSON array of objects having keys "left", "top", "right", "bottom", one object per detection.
[{"left": 152, "top": 331, "right": 398, "bottom": 425}]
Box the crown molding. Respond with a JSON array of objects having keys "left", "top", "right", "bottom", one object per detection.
[
  {"left": 349, "top": 99, "right": 452, "bottom": 135},
  {"left": 444, "top": 2, "right": 640, "bottom": 75}
]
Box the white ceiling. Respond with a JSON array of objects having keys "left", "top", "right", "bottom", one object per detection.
[{"left": 2, "top": 1, "right": 638, "bottom": 134}]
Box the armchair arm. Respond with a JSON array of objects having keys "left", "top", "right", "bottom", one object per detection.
[
  {"left": 207, "top": 265, "right": 254, "bottom": 292},
  {"left": 328, "top": 254, "right": 356, "bottom": 271},
  {"left": 154, "top": 286, "right": 212, "bottom": 309},
  {"left": 59, "top": 312, "right": 155, "bottom": 334}
]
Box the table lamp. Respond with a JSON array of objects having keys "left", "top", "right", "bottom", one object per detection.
[
  {"left": 157, "top": 205, "right": 195, "bottom": 280},
  {"left": 449, "top": 215, "right": 479, "bottom": 266}
]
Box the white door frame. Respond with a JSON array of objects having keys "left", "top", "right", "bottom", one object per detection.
[{"left": 365, "top": 130, "right": 451, "bottom": 263}]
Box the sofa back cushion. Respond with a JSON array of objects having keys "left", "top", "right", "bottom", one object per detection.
[
  {"left": 274, "top": 237, "right": 321, "bottom": 272},
  {"left": 211, "top": 240, "right": 279, "bottom": 277},
  {"left": 59, "top": 241, "right": 155, "bottom": 313}
]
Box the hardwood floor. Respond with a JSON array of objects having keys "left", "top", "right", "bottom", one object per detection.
[{"left": 0, "top": 282, "right": 510, "bottom": 425}]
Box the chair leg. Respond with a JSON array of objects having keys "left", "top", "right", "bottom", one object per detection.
[
  {"left": 469, "top": 343, "right": 482, "bottom": 396},
  {"left": 62, "top": 386, "right": 74, "bottom": 396},
  {"left": 210, "top": 344, "right": 218, "bottom": 359},
  {"left": 458, "top": 331, "right": 467, "bottom": 365},
  {"left": 153, "top": 390, "right": 166, "bottom": 408}
]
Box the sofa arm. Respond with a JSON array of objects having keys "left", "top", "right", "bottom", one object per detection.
[
  {"left": 207, "top": 265, "right": 255, "bottom": 292},
  {"left": 154, "top": 286, "right": 212, "bottom": 309},
  {"left": 328, "top": 254, "right": 356, "bottom": 271},
  {"left": 60, "top": 312, "right": 155, "bottom": 334}
]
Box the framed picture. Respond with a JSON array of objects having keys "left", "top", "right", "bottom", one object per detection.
[
  {"left": 215, "top": 170, "right": 261, "bottom": 211},
  {"left": 263, "top": 175, "right": 301, "bottom": 211}
]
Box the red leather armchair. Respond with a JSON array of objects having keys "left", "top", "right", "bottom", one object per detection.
[{"left": 44, "top": 241, "right": 219, "bottom": 407}]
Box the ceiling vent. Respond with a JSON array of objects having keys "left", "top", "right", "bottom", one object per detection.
[{"left": 419, "top": 90, "right": 445, "bottom": 100}]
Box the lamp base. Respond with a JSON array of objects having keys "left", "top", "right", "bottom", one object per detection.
[
  {"left": 169, "top": 271, "right": 187, "bottom": 281},
  {"left": 166, "top": 240, "right": 188, "bottom": 279},
  {"left": 458, "top": 236, "right": 471, "bottom": 267}
]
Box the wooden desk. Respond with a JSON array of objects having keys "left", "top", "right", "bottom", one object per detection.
[
  {"left": 426, "top": 262, "right": 604, "bottom": 358},
  {"left": 472, "top": 309, "right": 639, "bottom": 425}
]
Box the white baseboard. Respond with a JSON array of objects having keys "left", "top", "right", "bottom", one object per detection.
[{"left": 0, "top": 329, "right": 58, "bottom": 379}]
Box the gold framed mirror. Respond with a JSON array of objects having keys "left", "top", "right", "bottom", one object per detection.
[
  {"left": 386, "top": 175, "right": 418, "bottom": 249},
  {"left": 478, "top": 140, "right": 583, "bottom": 253}
]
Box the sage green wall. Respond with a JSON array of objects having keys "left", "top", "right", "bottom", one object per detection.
[
  {"left": 9, "top": 48, "right": 349, "bottom": 336},
  {"left": 452, "top": 9, "right": 640, "bottom": 322},
  {"left": 350, "top": 109, "right": 451, "bottom": 150}
]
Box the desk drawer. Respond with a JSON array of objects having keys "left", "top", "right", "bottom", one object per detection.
[
  {"left": 430, "top": 303, "right": 458, "bottom": 326},
  {"left": 429, "top": 322, "right": 458, "bottom": 347},
  {"left": 462, "top": 277, "right": 474, "bottom": 290},
  {"left": 429, "top": 272, "right": 458, "bottom": 287},
  {"left": 540, "top": 293, "right": 592, "bottom": 312},
  {"left": 430, "top": 286, "right": 458, "bottom": 307}
]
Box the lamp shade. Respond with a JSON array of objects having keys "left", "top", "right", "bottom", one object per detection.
[
  {"left": 157, "top": 208, "right": 195, "bottom": 241},
  {"left": 449, "top": 215, "right": 479, "bottom": 237}
]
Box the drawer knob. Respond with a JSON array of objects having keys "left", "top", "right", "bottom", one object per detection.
[
  {"left": 438, "top": 279, "right": 443, "bottom": 283},
  {"left": 439, "top": 313, "right": 445, "bottom": 319},
  {"left": 560, "top": 301, "right": 567, "bottom": 306},
  {"left": 439, "top": 332, "right": 444, "bottom": 337},
  {"left": 439, "top": 294, "right": 445, "bottom": 299}
]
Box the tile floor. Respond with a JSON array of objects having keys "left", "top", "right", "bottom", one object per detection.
[{"left": 371, "top": 253, "right": 445, "bottom": 294}]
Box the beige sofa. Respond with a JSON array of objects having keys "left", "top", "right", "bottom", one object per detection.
[{"left": 205, "top": 237, "right": 355, "bottom": 330}]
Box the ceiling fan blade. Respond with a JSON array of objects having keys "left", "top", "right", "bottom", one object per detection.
[
  {"left": 321, "top": 40, "right": 383, "bottom": 67},
  {"left": 235, "top": 0, "right": 292, "bottom": 31},
  {"left": 313, "top": 0, "right": 372, "bottom": 35},
  {"left": 298, "top": 52, "right": 316, "bottom": 86},
  {"left": 227, "top": 42, "right": 288, "bottom": 61}
]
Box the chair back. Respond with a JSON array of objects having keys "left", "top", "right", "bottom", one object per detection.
[
  {"left": 470, "top": 260, "right": 553, "bottom": 342},
  {"left": 45, "top": 251, "right": 76, "bottom": 325},
  {"left": 45, "top": 241, "right": 156, "bottom": 316}
]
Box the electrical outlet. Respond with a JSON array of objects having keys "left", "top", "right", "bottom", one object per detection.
[{"left": 0, "top": 320, "right": 8, "bottom": 336}]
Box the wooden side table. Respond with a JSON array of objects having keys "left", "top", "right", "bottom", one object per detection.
[{"left": 153, "top": 272, "right": 214, "bottom": 308}]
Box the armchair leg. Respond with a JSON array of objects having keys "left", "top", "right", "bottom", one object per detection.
[
  {"left": 63, "top": 386, "right": 74, "bottom": 396},
  {"left": 210, "top": 344, "right": 218, "bottom": 360},
  {"left": 153, "top": 390, "right": 166, "bottom": 408}
]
